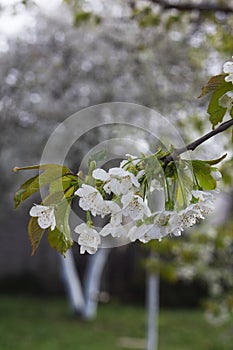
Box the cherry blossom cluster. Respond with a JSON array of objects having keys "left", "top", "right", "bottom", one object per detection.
[{"left": 29, "top": 154, "right": 219, "bottom": 255}]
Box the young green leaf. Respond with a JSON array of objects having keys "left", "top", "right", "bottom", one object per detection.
[
  {"left": 207, "top": 81, "right": 232, "bottom": 128},
  {"left": 48, "top": 227, "right": 73, "bottom": 257},
  {"left": 192, "top": 160, "right": 216, "bottom": 190},
  {"left": 203, "top": 153, "right": 227, "bottom": 165},
  {"left": 28, "top": 217, "right": 45, "bottom": 256},
  {"left": 14, "top": 164, "right": 72, "bottom": 209},
  {"left": 198, "top": 74, "right": 226, "bottom": 98},
  {"left": 14, "top": 175, "right": 39, "bottom": 209},
  {"left": 49, "top": 174, "right": 79, "bottom": 195},
  {"left": 48, "top": 192, "right": 74, "bottom": 255}
]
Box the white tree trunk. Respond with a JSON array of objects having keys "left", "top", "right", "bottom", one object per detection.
[
  {"left": 146, "top": 257, "right": 159, "bottom": 350},
  {"left": 59, "top": 249, "right": 85, "bottom": 315},
  {"left": 60, "top": 248, "right": 110, "bottom": 319},
  {"left": 83, "top": 248, "right": 110, "bottom": 319}
]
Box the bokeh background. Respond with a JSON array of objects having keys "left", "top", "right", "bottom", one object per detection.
[{"left": 0, "top": 1, "right": 233, "bottom": 349}]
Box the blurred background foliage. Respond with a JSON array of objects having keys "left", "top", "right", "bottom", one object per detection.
[{"left": 0, "top": 0, "right": 233, "bottom": 325}]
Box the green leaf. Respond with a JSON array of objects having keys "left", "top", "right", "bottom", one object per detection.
[
  {"left": 14, "top": 175, "right": 39, "bottom": 209},
  {"left": 207, "top": 81, "right": 232, "bottom": 128},
  {"left": 48, "top": 228, "right": 73, "bottom": 257},
  {"left": 48, "top": 193, "right": 74, "bottom": 255},
  {"left": 203, "top": 153, "right": 227, "bottom": 165},
  {"left": 198, "top": 74, "right": 226, "bottom": 98},
  {"left": 74, "top": 11, "right": 92, "bottom": 26},
  {"left": 28, "top": 217, "right": 45, "bottom": 256},
  {"left": 14, "top": 164, "right": 72, "bottom": 208},
  {"left": 49, "top": 174, "right": 79, "bottom": 195},
  {"left": 29, "top": 187, "right": 75, "bottom": 256},
  {"left": 192, "top": 160, "right": 216, "bottom": 190}
]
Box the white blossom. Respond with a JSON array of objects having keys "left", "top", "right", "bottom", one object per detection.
[
  {"left": 223, "top": 59, "right": 233, "bottom": 84},
  {"left": 155, "top": 210, "right": 181, "bottom": 238},
  {"left": 29, "top": 204, "right": 56, "bottom": 230},
  {"left": 191, "top": 190, "right": 216, "bottom": 215},
  {"left": 75, "top": 184, "right": 105, "bottom": 216},
  {"left": 74, "top": 223, "right": 100, "bottom": 254},
  {"left": 128, "top": 223, "right": 154, "bottom": 242},
  {"left": 99, "top": 223, "right": 127, "bottom": 237},
  {"left": 171, "top": 207, "right": 203, "bottom": 232},
  {"left": 105, "top": 201, "right": 122, "bottom": 226},
  {"left": 121, "top": 192, "right": 151, "bottom": 220},
  {"left": 93, "top": 167, "right": 140, "bottom": 195}
]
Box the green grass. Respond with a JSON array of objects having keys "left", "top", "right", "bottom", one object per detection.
[{"left": 0, "top": 296, "right": 232, "bottom": 350}]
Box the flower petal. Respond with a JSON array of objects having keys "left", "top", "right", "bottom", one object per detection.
[{"left": 92, "top": 168, "right": 109, "bottom": 181}]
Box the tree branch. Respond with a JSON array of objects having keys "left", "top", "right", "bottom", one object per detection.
[
  {"left": 150, "top": 0, "right": 233, "bottom": 14},
  {"left": 162, "top": 118, "right": 233, "bottom": 165}
]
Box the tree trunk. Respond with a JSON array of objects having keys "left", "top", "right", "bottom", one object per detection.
[
  {"left": 59, "top": 249, "right": 85, "bottom": 315},
  {"left": 60, "top": 248, "right": 110, "bottom": 319},
  {"left": 146, "top": 255, "right": 159, "bottom": 350},
  {"left": 83, "top": 248, "right": 110, "bottom": 319}
]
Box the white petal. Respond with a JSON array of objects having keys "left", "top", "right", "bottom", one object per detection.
[
  {"left": 49, "top": 209, "right": 56, "bottom": 231},
  {"left": 92, "top": 168, "right": 109, "bottom": 181},
  {"left": 121, "top": 191, "right": 134, "bottom": 207},
  {"left": 100, "top": 223, "right": 126, "bottom": 238},
  {"left": 38, "top": 215, "right": 52, "bottom": 229},
  {"left": 29, "top": 205, "right": 49, "bottom": 217},
  {"left": 79, "top": 198, "right": 91, "bottom": 211},
  {"left": 225, "top": 74, "right": 233, "bottom": 83},
  {"left": 211, "top": 170, "right": 222, "bottom": 181},
  {"left": 74, "top": 223, "right": 87, "bottom": 234},
  {"left": 118, "top": 178, "right": 131, "bottom": 194},
  {"left": 108, "top": 178, "right": 119, "bottom": 195},
  {"left": 223, "top": 61, "right": 233, "bottom": 74},
  {"left": 136, "top": 170, "right": 145, "bottom": 180},
  {"left": 103, "top": 182, "right": 111, "bottom": 194},
  {"left": 109, "top": 167, "right": 127, "bottom": 177},
  {"left": 120, "top": 159, "right": 128, "bottom": 168},
  {"left": 129, "top": 174, "right": 140, "bottom": 187}
]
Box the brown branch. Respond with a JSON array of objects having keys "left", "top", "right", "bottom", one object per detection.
[
  {"left": 150, "top": 0, "right": 233, "bottom": 14},
  {"left": 162, "top": 118, "right": 233, "bottom": 165}
]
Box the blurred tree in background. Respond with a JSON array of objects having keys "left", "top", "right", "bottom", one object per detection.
[{"left": 0, "top": 0, "right": 232, "bottom": 319}]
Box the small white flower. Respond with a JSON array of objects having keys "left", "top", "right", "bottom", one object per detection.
[
  {"left": 121, "top": 192, "right": 151, "bottom": 220},
  {"left": 155, "top": 211, "right": 181, "bottom": 238},
  {"left": 93, "top": 167, "right": 140, "bottom": 195},
  {"left": 128, "top": 223, "right": 154, "bottom": 242},
  {"left": 74, "top": 223, "right": 100, "bottom": 254},
  {"left": 99, "top": 223, "right": 127, "bottom": 238},
  {"left": 29, "top": 204, "right": 56, "bottom": 230},
  {"left": 223, "top": 59, "right": 233, "bottom": 84},
  {"left": 75, "top": 184, "right": 105, "bottom": 216},
  {"left": 173, "top": 207, "right": 203, "bottom": 231},
  {"left": 191, "top": 190, "right": 217, "bottom": 215},
  {"left": 218, "top": 91, "right": 233, "bottom": 111},
  {"left": 105, "top": 201, "right": 122, "bottom": 226}
]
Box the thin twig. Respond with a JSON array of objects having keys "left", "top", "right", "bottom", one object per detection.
[
  {"left": 150, "top": 0, "right": 233, "bottom": 14},
  {"left": 161, "top": 118, "right": 233, "bottom": 165}
]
